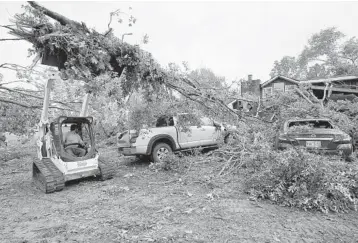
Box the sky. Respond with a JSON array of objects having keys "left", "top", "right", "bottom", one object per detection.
[{"left": 1, "top": 1, "right": 358, "bottom": 84}]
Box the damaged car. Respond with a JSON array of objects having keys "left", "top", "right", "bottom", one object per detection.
[{"left": 275, "top": 118, "right": 353, "bottom": 157}]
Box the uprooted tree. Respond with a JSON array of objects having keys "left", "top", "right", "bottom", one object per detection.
[
  {"left": 1, "top": 1, "right": 245, "bottom": 136},
  {"left": 3, "top": 2, "right": 344, "bottom": 133},
  {"left": 2, "top": 2, "right": 236, "bottom": 109}
]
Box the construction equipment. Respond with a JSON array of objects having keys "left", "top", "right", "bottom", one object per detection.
[{"left": 33, "top": 72, "right": 114, "bottom": 193}]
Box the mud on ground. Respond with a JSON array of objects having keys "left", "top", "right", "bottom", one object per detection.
[{"left": 1, "top": 144, "right": 358, "bottom": 243}]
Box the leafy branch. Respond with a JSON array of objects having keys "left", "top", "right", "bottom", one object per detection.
[{"left": 0, "top": 97, "right": 75, "bottom": 111}]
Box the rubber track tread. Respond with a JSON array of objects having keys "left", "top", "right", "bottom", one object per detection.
[
  {"left": 98, "top": 160, "right": 115, "bottom": 181},
  {"left": 33, "top": 160, "right": 56, "bottom": 193},
  {"left": 42, "top": 158, "right": 65, "bottom": 191}
]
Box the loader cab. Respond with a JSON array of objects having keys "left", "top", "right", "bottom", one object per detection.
[
  {"left": 61, "top": 123, "right": 91, "bottom": 146},
  {"left": 50, "top": 116, "right": 97, "bottom": 162}
]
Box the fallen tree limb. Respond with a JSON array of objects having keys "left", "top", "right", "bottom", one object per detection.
[
  {"left": 294, "top": 87, "right": 313, "bottom": 104},
  {"left": 0, "top": 86, "right": 81, "bottom": 107},
  {"left": 217, "top": 156, "right": 234, "bottom": 176},
  {"left": 0, "top": 38, "right": 24, "bottom": 41},
  {"left": 0, "top": 97, "right": 75, "bottom": 111},
  {"left": 320, "top": 82, "right": 329, "bottom": 107}
]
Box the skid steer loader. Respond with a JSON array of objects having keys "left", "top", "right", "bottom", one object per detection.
[{"left": 33, "top": 72, "right": 114, "bottom": 193}]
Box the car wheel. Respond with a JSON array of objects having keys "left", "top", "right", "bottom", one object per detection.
[
  {"left": 151, "top": 143, "right": 172, "bottom": 162},
  {"left": 343, "top": 146, "right": 354, "bottom": 162},
  {"left": 345, "top": 155, "right": 354, "bottom": 162}
]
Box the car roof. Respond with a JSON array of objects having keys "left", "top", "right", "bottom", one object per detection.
[{"left": 286, "top": 118, "right": 332, "bottom": 123}]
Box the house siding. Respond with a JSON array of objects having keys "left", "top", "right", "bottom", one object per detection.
[
  {"left": 261, "top": 77, "right": 297, "bottom": 100},
  {"left": 260, "top": 75, "right": 358, "bottom": 102}
]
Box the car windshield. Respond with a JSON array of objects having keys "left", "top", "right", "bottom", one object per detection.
[{"left": 288, "top": 120, "right": 333, "bottom": 129}]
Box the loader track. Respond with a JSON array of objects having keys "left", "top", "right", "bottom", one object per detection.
[
  {"left": 33, "top": 159, "right": 65, "bottom": 193},
  {"left": 43, "top": 159, "right": 65, "bottom": 191},
  {"left": 98, "top": 160, "right": 115, "bottom": 181}
]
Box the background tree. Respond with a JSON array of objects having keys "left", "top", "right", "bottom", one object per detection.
[
  {"left": 271, "top": 27, "right": 358, "bottom": 79},
  {"left": 270, "top": 56, "right": 304, "bottom": 79}
]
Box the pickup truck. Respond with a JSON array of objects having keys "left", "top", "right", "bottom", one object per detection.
[{"left": 117, "top": 113, "right": 227, "bottom": 162}]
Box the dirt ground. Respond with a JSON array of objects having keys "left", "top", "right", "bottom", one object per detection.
[{"left": 1, "top": 144, "right": 358, "bottom": 243}]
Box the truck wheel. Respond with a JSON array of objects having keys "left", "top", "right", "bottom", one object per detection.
[{"left": 152, "top": 143, "right": 172, "bottom": 162}]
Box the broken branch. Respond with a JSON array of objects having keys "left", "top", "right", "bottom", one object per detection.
[
  {"left": 294, "top": 87, "right": 313, "bottom": 104},
  {"left": 0, "top": 38, "right": 24, "bottom": 41},
  {"left": 0, "top": 97, "right": 75, "bottom": 111}
]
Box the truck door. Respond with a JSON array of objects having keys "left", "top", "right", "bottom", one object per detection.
[
  {"left": 200, "top": 117, "right": 221, "bottom": 146},
  {"left": 177, "top": 114, "right": 217, "bottom": 148}
]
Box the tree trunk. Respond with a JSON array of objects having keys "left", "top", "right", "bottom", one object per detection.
[{"left": 28, "top": 1, "right": 89, "bottom": 33}]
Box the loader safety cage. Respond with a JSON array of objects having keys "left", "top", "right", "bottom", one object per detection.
[{"left": 48, "top": 116, "right": 97, "bottom": 162}]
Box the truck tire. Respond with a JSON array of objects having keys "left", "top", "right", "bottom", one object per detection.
[{"left": 151, "top": 143, "right": 172, "bottom": 163}]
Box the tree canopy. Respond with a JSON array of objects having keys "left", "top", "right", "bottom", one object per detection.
[
  {"left": 0, "top": 2, "right": 241, "bottom": 134},
  {"left": 270, "top": 27, "right": 358, "bottom": 79}
]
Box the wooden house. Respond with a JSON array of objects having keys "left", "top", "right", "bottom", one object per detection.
[{"left": 260, "top": 76, "right": 299, "bottom": 101}]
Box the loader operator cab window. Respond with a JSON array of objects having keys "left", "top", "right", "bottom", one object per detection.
[
  {"left": 81, "top": 123, "right": 91, "bottom": 145},
  {"left": 63, "top": 123, "right": 90, "bottom": 157}
]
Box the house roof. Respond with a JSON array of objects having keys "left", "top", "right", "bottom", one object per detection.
[
  {"left": 261, "top": 75, "right": 299, "bottom": 87},
  {"left": 299, "top": 76, "right": 358, "bottom": 84}
]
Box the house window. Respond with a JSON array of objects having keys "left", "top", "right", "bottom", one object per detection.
[
  {"left": 273, "top": 82, "right": 285, "bottom": 92},
  {"left": 285, "top": 85, "right": 296, "bottom": 92},
  {"left": 262, "top": 87, "right": 272, "bottom": 98}
]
